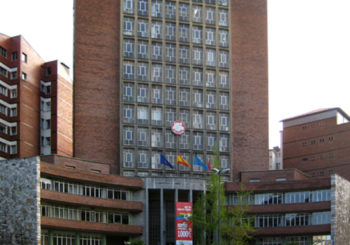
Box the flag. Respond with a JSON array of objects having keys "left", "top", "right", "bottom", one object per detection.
[
  {"left": 177, "top": 154, "right": 192, "bottom": 168},
  {"left": 208, "top": 160, "right": 212, "bottom": 171},
  {"left": 193, "top": 155, "right": 208, "bottom": 170},
  {"left": 160, "top": 154, "right": 174, "bottom": 169}
]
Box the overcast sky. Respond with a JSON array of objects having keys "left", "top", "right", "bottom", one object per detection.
[{"left": 1, "top": 0, "right": 350, "bottom": 148}]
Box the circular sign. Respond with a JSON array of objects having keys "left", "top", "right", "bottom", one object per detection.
[{"left": 171, "top": 121, "right": 186, "bottom": 135}]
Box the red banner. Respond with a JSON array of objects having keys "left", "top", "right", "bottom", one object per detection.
[{"left": 176, "top": 202, "right": 193, "bottom": 245}]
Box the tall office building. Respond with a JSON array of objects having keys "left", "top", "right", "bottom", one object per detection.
[{"left": 74, "top": 0, "right": 268, "bottom": 243}]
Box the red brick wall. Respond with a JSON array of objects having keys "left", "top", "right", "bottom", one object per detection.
[
  {"left": 74, "top": 0, "right": 121, "bottom": 174},
  {"left": 230, "top": 0, "right": 269, "bottom": 181}
]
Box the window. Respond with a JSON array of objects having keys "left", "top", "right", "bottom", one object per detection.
[
  {"left": 193, "top": 132, "right": 203, "bottom": 150},
  {"left": 221, "top": 155, "right": 230, "bottom": 168},
  {"left": 165, "top": 44, "right": 176, "bottom": 62},
  {"left": 0, "top": 67, "right": 7, "bottom": 78},
  {"left": 0, "top": 46, "right": 7, "bottom": 58},
  {"left": 123, "top": 83, "right": 134, "bottom": 101},
  {"left": 123, "top": 62, "right": 135, "bottom": 79},
  {"left": 22, "top": 72, "right": 27, "bottom": 80},
  {"left": 151, "top": 21, "right": 162, "bottom": 39},
  {"left": 219, "top": 30, "right": 229, "bottom": 47},
  {"left": 137, "top": 63, "right": 148, "bottom": 81},
  {"left": 21, "top": 52, "right": 28, "bottom": 63},
  {"left": 151, "top": 107, "right": 162, "bottom": 125},
  {"left": 179, "top": 3, "right": 189, "bottom": 21},
  {"left": 165, "top": 1, "right": 176, "bottom": 19},
  {"left": 151, "top": 64, "right": 162, "bottom": 82},
  {"left": 206, "top": 70, "right": 216, "bottom": 87},
  {"left": 218, "top": 0, "right": 228, "bottom": 6},
  {"left": 219, "top": 92, "right": 229, "bottom": 109},
  {"left": 123, "top": 105, "right": 134, "bottom": 123},
  {"left": 137, "top": 106, "right": 149, "bottom": 124},
  {"left": 219, "top": 134, "right": 229, "bottom": 152},
  {"left": 206, "top": 28, "right": 216, "bottom": 46},
  {"left": 220, "top": 113, "right": 229, "bottom": 131},
  {"left": 41, "top": 136, "right": 51, "bottom": 146},
  {"left": 179, "top": 132, "right": 190, "bottom": 149},
  {"left": 165, "top": 23, "right": 176, "bottom": 41},
  {"left": 152, "top": 42, "right": 162, "bottom": 60},
  {"left": 165, "top": 108, "right": 176, "bottom": 125},
  {"left": 45, "top": 67, "right": 52, "bottom": 76},
  {"left": 138, "top": 0, "right": 148, "bottom": 16},
  {"left": 179, "top": 110, "right": 190, "bottom": 126},
  {"left": 179, "top": 88, "right": 190, "bottom": 106},
  {"left": 206, "top": 49, "right": 216, "bottom": 66},
  {"left": 0, "top": 85, "right": 7, "bottom": 96},
  {"left": 138, "top": 150, "right": 150, "bottom": 168},
  {"left": 218, "top": 9, "right": 228, "bottom": 26},
  {"left": 152, "top": 86, "right": 162, "bottom": 104},
  {"left": 138, "top": 128, "right": 149, "bottom": 146},
  {"left": 192, "top": 69, "right": 203, "bottom": 86},
  {"left": 206, "top": 91, "right": 216, "bottom": 109},
  {"left": 124, "top": 127, "right": 134, "bottom": 145},
  {"left": 179, "top": 67, "right": 190, "bottom": 85},
  {"left": 138, "top": 41, "right": 148, "bottom": 59},
  {"left": 138, "top": 20, "right": 149, "bottom": 38},
  {"left": 193, "top": 154, "right": 204, "bottom": 172},
  {"left": 193, "top": 89, "right": 203, "bottom": 107},
  {"left": 165, "top": 65, "right": 176, "bottom": 83},
  {"left": 123, "top": 39, "right": 135, "bottom": 58},
  {"left": 192, "top": 47, "right": 203, "bottom": 65},
  {"left": 207, "top": 133, "right": 216, "bottom": 150},
  {"left": 10, "top": 71, "right": 17, "bottom": 80},
  {"left": 151, "top": 151, "right": 162, "bottom": 169},
  {"left": 179, "top": 24, "right": 190, "bottom": 43},
  {"left": 219, "top": 72, "right": 229, "bottom": 88},
  {"left": 151, "top": 0, "right": 162, "bottom": 18},
  {"left": 165, "top": 86, "right": 176, "bottom": 105},
  {"left": 219, "top": 51, "right": 229, "bottom": 68},
  {"left": 206, "top": 7, "right": 216, "bottom": 25},
  {"left": 192, "top": 26, "right": 202, "bottom": 44},
  {"left": 137, "top": 84, "right": 148, "bottom": 102},
  {"left": 207, "top": 112, "right": 217, "bottom": 130},
  {"left": 165, "top": 130, "right": 176, "bottom": 148},
  {"left": 0, "top": 105, "right": 6, "bottom": 115},
  {"left": 11, "top": 52, "right": 17, "bottom": 61},
  {"left": 192, "top": 5, "right": 202, "bottom": 23},
  {"left": 193, "top": 111, "right": 203, "bottom": 129},
  {"left": 123, "top": 0, "right": 134, "bottom": 13},
  {"left": 178, "top": 152, "right": 191, "bottom": 171},
  {"left": 41, "top": 119, "right": 51, "bottom": 129},
  {"left": 123, "top": 17, "right": 134, "bottom": 35},
  {"left": 151, "top": 129, "right": 163, "bottom": 147}
]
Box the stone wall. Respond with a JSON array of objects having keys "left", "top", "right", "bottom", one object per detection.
[
  {"left": 331, "top": 174, "right": 350, "bottom": 244},
  {"left": 0, "top": 157, "right": 40, "bottom": 245}
]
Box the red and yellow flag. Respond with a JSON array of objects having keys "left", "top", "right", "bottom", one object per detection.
[{"left": 177, "top": 154, "right": 191, "bottom": 168}]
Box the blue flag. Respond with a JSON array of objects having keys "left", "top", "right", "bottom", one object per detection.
[
  {"left": 160, "top": 154, "right": 174, "bottom": 169},
  {"left": 193, "top": 155, "right": 209, "bottom": 170}
]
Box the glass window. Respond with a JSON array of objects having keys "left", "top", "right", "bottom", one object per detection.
[
  {"left": 192, "top": 5, "right": 202, "bottom": 23},
  {"left": 218, "top": 0, "right": 228, "bottom": 6},
  {"left": 165, "top": 130, "right": 176, "bottom": 148},
  {"left": 165, "top": 1, "right": 176, "bottom": 19},
  {"left": 207, "top": 133, "right": 217, "bottom": 150},
  {"left": 123, "top": 17, "right": 134, "bottom": 35},
  {"left": 165, "top": 65, "right": 176, "bottom": 83},
  {"left": 137, "top": 63, "right": 148, "bottom": 81},
  {"left": 123, "top": 0, "right": 134, "bottom": 14},
  {"left": 179, "top": 88, "right": 190, "bottom": 106},
  {"left": 206, "top": 49, "right": 216, "bottom": 66},
  {"left": 138, "top": 150, "right": 150, "bottom": 168},
  {"left": 219, "top": 30, "right": 229, "bottom": 47},
  {"left": 179, "top": 67, "right": 190, "bottom": 85},
  {"left": 152, "top": 42, "right": 162, "bottom": 60},
  {"left": 152, "top": 85, "right": 162, "bottom": 104},
  {"left": 151, "top": 107, "right": 162, "bottom": 126},
  {"left": 137, "top": 106, "right": 149, "bottom": 124},
  {"left": 138, "top": 0, "right": 149, "bottom": 16},
  {"left": 193, "top": 154, "right": 204, "bottom": 172},
  {"left": 165, "top": 152, "right": 176, "bottom": 169},
  {"left": 138, "top": 41, "right": 149, "bottom": 59},
  {"left": 166, "top": 44, "right": 176, "bottom": 62},
  {"left": 221, "top": 155, "right": 230, "bottom": 168},
  {"left": 124, "top": 127, "right": 134, "bottom": 145},
  {"left": 219, "top": 72, "right": 229, "bottom": 88},
  {"left": 123, "top": 105, "right": 134, "bottom": 123},
  {"left": 206, "top": 0, "right": 216, "bottom": 4},
  {"left": 179, "top": 110, "right": 190, "bottom": 126},
  {"left": 205, "top": 28, "right": 216, "bottom": 46},
  {"left": 179, "top": 45, "right": 190, "bottom": 64},
  {"left": 193, "top": 89, "right": 203, "bottom": 107},
  {"left": 137, "top": 128, "right": 149, "bottom": 146},
  {"left": 137, "top": 84, "right": 148, "bottom": 102},
  {"left": 206, "top": 91, "right": 216, "bottom": 109},
  {"left": 192, "top": 47, "right": 203, "bottom": 65},
  {"left": 193, "top": 132, "right": 203, "bottom": 150},
  {"left": 179, "top": 3, "right": 189, "bottom": 21},
  {"left": 151, "top": 64, "right": 162, "bottom": 82},
  {"left": 165, "top": 23, "right": 176, "bottom": 41},
  {"left": 123, "top": 39, "right": 134, "bottom": 58},
  {"left": 179, "top": 152, "right": 191, "bottom": 171},
  {"left": 192, "top": 26, "right": 202, "bottom": 44},
  {"left": 151, "top": 151, "right": 162, "bottom": 169},
  {"left": 207, "top": 112, "right": 217, "bottom": 130},
  {"left": 165, "top": 108, "right": 176, "bottom": 125},
  {"left": 151, "top": 129, "right": 163, "bottom": 147},
  {"left": 123, "top": 62, "right": 135, "bottom": 79},
  {"left": 179, "top": 132, "right": 190, "bottom": 149},
  {"left": 206, "top": 70, "right": 216, "bottom": 87},
  {"left": 192, "top": 69, "right": 203, "bottom": 86},
  {"left": 165, "top": 86, "right": 176, "bottom": 105},
  {"left": 219, "top": 92, "right": 229, "bottom": 110},
  {"left": 123, "top": 83, "right": 134, "bottom": 101},
  {"left": 179, "top": 24, "right": 190, "bottom": 43},
  {"left": 138, "top": 20, "right": 149, "bottom": 38},
  {"left": 193, "top": 111, "right": 203, "bottom": 129},
  {"left": 206, "top": 7, "right": 216, "bottom": 25},
  {"left": 151, "top": 0, "right": 162, "bottom": 18},
  {"left": 219, "top": 134, "right": 229, "bottom": 152},
  {"left": 219, "top": 50, "right": 229, "bottom": 68},
  {"left": 151, "top": 21, "right": 162, "bottom": 39},
  {"left": 218, "top": 9, "right": 228, "bottom": 26}
]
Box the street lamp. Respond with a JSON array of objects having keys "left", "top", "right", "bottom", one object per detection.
[{"left": 212, "top": 168, "right": 230, "bottom": 245}]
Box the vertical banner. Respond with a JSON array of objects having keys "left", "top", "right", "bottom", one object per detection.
[{"left": 176, "top": 202, "right": 193, "bottom": 245}]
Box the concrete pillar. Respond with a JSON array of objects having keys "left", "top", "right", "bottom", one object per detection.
[
  {"left": 160, "top": 188, "right": 164, "bottom": 245},
  {"left": 145, "top": 188, "right": 149, "bottom": 245}
]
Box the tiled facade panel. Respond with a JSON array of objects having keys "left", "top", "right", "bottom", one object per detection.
[
  {"left": 74, "top": 0, "right": 121, "bottom": 173},
  {"left": 230, "top": 0, "right": 269, "bottom": 181}
]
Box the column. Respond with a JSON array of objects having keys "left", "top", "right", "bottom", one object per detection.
[{"left": 160, "top": 188, "right": 164, "bottom": 245}]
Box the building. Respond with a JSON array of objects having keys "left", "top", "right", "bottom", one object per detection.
[
  {"left": 282, "top": 108, "right": 350, "bottom": 180},
  {"left": 73, "top": 1, "right": 269, "bottom": 244},
  {"left": 269, "top": 146, "right": 282, "bottom": 170},
  {"left": 0, "top": 33, "right": 73, "bottom": 159}
]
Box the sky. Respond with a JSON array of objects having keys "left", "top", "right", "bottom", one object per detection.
[{"left": 1, "top": 0, "right": 350, "bottom": 148}]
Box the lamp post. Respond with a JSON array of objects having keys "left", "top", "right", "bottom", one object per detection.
[{"left": 212, "top": 168, "right": 230, "bottom": 245}]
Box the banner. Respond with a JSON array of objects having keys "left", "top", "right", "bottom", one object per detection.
[{"left": 176, "top": 202, "right": 193, "bottom": 245}]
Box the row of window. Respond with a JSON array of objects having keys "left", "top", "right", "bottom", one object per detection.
[
  {"left": 41, "top": 205, "right": 130, "bottom": 225},
  {"left": 254, "top": 211, "right": 330, "bottom": 228},
  {"left": 0, "top": 141, "right": 17, "bottom": 154},
  {"left": 41, "top": 232, "right": 103, "bottom": 245},
  {"left": 0, "top": 67, "right": 27, "bottom": 81},
  {"left": 123, "top": 0, "right": 228, "bottom": 25},
  {"left": 0, "top": 83, "right": 17, "bottom": 98},
  {"left": 124, "top": 21, "right": 229, "bottom": 46},
  {"left": 123, "top": 106, "right": 229, "bottom": 130},
  {"left": 0, "top": 47, "right": 27, "bottom": 63},
  {"left": 123, "top": 46, "right": 229, "bottom": 67},
  {"left": 123, "top": 127, "right": 229, "bottom": 151},
  {"left": 0, "top": 122, "right": 17, "bottom": 136},
  {"left": 301, "top": 136, "right": 334, "bottom": 146},
  {"left": 226, "top": 189, "right": 331, "bottom": 206},
  {"left": 40, "top": 178, "right": 131, "bottom": 201},
  {"left": 122, "top": 150, "right": 229, "bottom": 170},
  {"left": 40, "top": 81, "right": 52, "bottom": 95},
  {"left": 256, "top": 235, "right": 331, "bottom": 245},
  {"left": 0, "top": 103, "right": 17, "bottom": 117}
]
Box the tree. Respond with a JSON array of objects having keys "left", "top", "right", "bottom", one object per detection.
[{"left": 193, "top": 150, "right": 254, "bottom": 245}]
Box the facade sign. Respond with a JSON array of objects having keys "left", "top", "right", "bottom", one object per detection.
[
  {"left": 171, "top": 121, "right": 186, "bottom": 135},
  {"left": 176, "top": 202, "right": 193, "bottom": 245}
]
